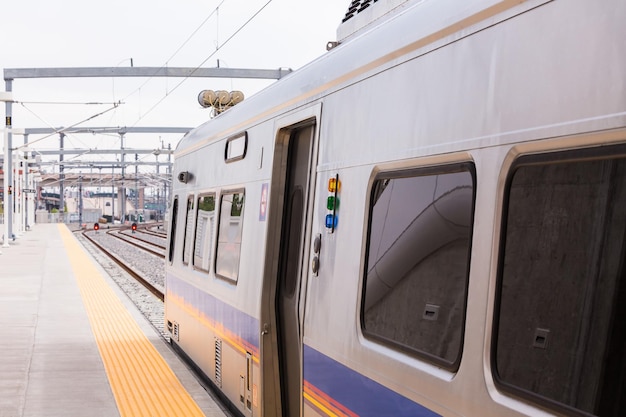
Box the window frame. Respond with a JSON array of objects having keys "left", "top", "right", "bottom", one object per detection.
[
  {"left": 214, "top": 188, "right": 246, "bottom": 283},
  {"left": 491, "top": 144, "right": 626, "bottom": 416},
  {"left": 182, "top": 194, "right": 195, "bottom": 266},
  {"left": 168, "top": 196, "right": 179, "bottom": 264},
  {"left": 224, "top": 132, "right": 248, "bottom": 163},
  {"left": 192, "top": 192, "right": 217, "bottom": 274},
  {"left": 360, "top": 162, "right": 477, "bottom": 371}
]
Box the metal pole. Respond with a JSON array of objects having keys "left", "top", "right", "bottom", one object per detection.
[
  {"left": 166, "top": 143, "right": 171, "bottom": 210},
  {"left": 59, "top": 132, "right": 65, "bottom": 222},
  {"left": 120, "top": 133, "right": 125, "bottom": 223},
  {"left": 16, "top": 156, "right": 23, "bottom": 235},
  {"left": 111, "top": 164, "right": 115, "bottom": 222},
  {"left": 11, "top": 151, "right": 17, "bottom": 235},
  {"left": 2, "top": 128, "right": 9, "bottom": 248},
  {"left": 155, "top": 153, "right": 160, "bottom": 221},
  {"left": 78, "top": 175, "right": 83, "bottom": 226},
  {"left": 23, "top": 134, "right": 29, "bottom": 230},
  {"left": 135, "top": 153, "right": 138, "bottom": 222},
  {"left": 5, "top": 79, "right": 13, "bottom": 241}
]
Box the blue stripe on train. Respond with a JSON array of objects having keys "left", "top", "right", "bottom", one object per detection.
[
  {"left": 169, "top": 275, "right": 439, "bottom": 416},
  {"left": 167, "top": 274, "right": 259, "bottom": 350},
  {"left": 303, "top": 345, "right": 441, "bottom": 417}
]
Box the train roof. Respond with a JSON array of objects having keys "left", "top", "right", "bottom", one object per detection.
[{"left": 175, "top": 0, "right": 512, "bottom": 157}]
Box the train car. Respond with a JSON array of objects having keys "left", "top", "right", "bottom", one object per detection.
[{"left": 165, "top": 0, "right": 626, "bottom": 416}]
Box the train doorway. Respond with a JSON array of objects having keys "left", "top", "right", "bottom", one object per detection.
[
  {"left": 261, "top": 109, "right": 319, "bottom": 417},
  {"left": 276, "top": 124, "right": 314, "bottom": 417}
]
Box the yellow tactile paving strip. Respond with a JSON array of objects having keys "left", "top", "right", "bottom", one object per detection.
[{"left": 59, "top": 225, "right": 205, "bottom": 417}]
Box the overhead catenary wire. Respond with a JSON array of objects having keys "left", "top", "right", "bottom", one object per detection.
[
  {"left": 119, "top": 0, "right": 228, "bottom": 104},
  {"left": 14, "top": 100, "right": 121, "bottom": 106},
  {"left": 10, "top": 0, "right": 273, "bottom": 177},
  {"left": 16, "top": 101, "right": 121, "bottom": 150},
  {"left": 128, "top": 0, "right": 274, "bottom": 128}
]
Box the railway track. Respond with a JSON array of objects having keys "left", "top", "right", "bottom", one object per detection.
[
  {"left": 80, "top": 226, "right": 165, "bottom": 301},
  {"left": 109, "top": 228, "right": 166, "bottom": 257}
]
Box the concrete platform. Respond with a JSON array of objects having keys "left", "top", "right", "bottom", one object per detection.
[{"left": 0, "top": 224, "right": 228, "bottom": 417}]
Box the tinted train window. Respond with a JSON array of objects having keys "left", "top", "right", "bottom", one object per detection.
[
  {"left": 361, "top": 164, "right": 475, "bottom": 370},
  {"left": 494, "top": 148, "right": 626, "bottom": 415},
  {"left": 168, "top": 197, "right": 179, "bottom": 263},
  {"left": 182, "top": 195, "right": 195, "bottom": 265},
  {"left": 193, "top": 194, "right": 216, "bottom": 273},
  {"left": 215, "top": 190, "right": 245, "bottom": 282}
]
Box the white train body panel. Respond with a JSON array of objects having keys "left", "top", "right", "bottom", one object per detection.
[{"left": 165, "top": 0, "right": 626, "bottom": 416}]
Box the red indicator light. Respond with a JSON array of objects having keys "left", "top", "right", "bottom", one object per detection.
[{"left": 93, "top": 223, "right": 99, "bottom": 231}]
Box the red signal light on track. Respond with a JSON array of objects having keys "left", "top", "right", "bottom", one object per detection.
[
  {"left": 93, "top": 223, "right": 100, "bottom": 231},
  {"left": 131, "top": 222, "right": 137, "bottom": 233}
]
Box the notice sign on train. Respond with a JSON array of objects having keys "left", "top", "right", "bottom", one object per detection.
[
  {"left": 23, "top": 189, "right": 36, "bottom": 193},
  {"left": 259, "top": 183, "right": 268, "bottom": 221}
]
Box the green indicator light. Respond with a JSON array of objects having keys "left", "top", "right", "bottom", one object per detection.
[{"left": 326, "top": 196, "right": 339, "bottom": 210}]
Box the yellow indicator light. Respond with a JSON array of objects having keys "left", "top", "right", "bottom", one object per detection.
[{"left": 328, "top": 178, "right": 341, "bottom": 193}]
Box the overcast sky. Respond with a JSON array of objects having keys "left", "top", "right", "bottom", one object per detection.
[{"left": 1, "top": 0, "right": 348, "bottom": 170}]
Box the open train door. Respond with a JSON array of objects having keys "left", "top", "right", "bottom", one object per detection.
[{"left": 260, "top": 104, "right": 321, "bottom": 417}]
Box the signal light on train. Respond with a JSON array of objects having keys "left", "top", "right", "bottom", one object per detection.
[
  {"left": 328, "top": 177, "right": 340, "bottom": 193},
  {"left": 325, "top": 214, "right": 338, "bottom": 229},
  {"left": 326, "top": 196, "right": 339, "bottom": 210},
  {"left": 325, "top": 175, "right": 340, "bottom": 233}
]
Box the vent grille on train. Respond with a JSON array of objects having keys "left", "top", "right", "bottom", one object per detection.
[
  {"left": 337, "top": 0, "right": 417, "bottom": 43},
  {"left": 167, "top": 320, "right": 180, "bottom": 342},
  {"left": 172, "top": 322, "right": 179, "bottom": 341},
  {"left": 342, "top": 0, "right": 379, "bottom": 23},
  {"left": 215, "top": 338, "right": 223, "bottom": 388}
]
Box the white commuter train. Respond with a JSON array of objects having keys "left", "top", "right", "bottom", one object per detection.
[{"left": 165, "top": 0, "right": 626, "bottom": 416}]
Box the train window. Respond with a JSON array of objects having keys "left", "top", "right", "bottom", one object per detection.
[
  {"left": 224, "top": 132, "right": 248, "bottom": 162},
  {"left": 361, "top": 163, "right": 475, "bottom": 371},
  {"left": 182, "top": 195, "right": 195, "bottom": 265},
  {"left": 215, "top": 190, "right": 245, "bottom": 282},
  {"left": 493, "top": 147, "right": 626, "bottom": 416},
  {"left": 193, "top": 194, "right": 216, "bottom": 273},
  {"left": 168, "top": 197, "right": 179, "bottom": 263}
]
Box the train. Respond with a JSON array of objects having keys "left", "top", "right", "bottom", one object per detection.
[{"left": 164, "top": 0, "right": 626, "bottom": 416}]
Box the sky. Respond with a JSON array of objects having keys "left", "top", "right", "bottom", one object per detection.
[{"left": 1, "top": 0, "right": 349, "bottom": 175}]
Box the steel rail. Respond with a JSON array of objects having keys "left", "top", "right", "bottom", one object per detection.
[{"left": 80, "top": 229, "right": 164, "bottom": 301}]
